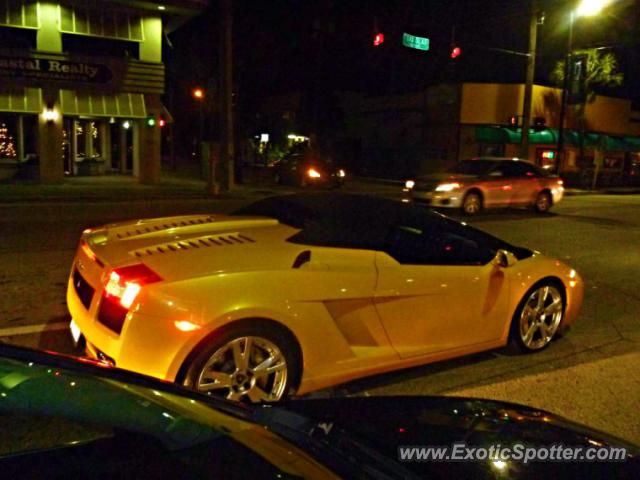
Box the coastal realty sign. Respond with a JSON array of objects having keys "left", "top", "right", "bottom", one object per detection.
[{"left": 0, "top": 54, "right": 115, "bottom": 89}]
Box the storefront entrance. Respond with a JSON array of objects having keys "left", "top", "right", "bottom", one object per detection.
[{"left": 62, "top": 118, "right": 137, "bottom": 177}]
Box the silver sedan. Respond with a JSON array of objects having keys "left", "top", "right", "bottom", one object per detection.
[{"left": 405, "top": 158, "right": 565, "bottom": 215}]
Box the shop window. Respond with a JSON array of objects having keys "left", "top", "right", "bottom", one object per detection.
[
  {"left": 62, "top": 34, "right": 139, "bottom": 59},
  {"left": 0, "top": 117, "right": 17, "bottom": 160},
  {"left": 478, "top": 144, "right": 505, "bottom": 157},
  {"left": 603, "top": 157, "right": 622, "bottom": 169},
  {"left": 535, "top": 148, "right": 558, "bottom": 169},
  {"left": 0, "top": 26, "right": 36, "bottom": 49}
]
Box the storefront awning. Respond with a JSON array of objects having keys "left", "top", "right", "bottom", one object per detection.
[
  {"left": 60, "top": 90, "right": 147, "bottom": 118},
  {"left": 1, "top": 88, "right": 148, "bottom": 118},
  {"left": 475, "top": 126, "right": 640, "bottom": 152},
  {"left": 0, "top": 88, "right": 43, "bottom": 113}
]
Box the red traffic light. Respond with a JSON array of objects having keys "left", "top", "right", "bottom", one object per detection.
[
  {"left": 450, "top": 46, "right": 461, "bottom": 59},
  {"left": 373, "top": 32, "right": 385, "bottom": 47}
]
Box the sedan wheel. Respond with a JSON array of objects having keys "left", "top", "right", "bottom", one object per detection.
[
  {"left": 534, "top": 191, "right": 552, "bottom": 213},
  {"left": 462, "top": 192, "right": 482, "bottom": 215},
  {"left": 512, "top": 284, "right": 564, "bottom": 352},
  {"left": 184, "top": 330, "right": 294, "bottom": 403}
]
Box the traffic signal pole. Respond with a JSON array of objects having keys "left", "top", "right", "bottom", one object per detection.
[{"left": 520, "top": 1, "right": 539, "bottom": 160}]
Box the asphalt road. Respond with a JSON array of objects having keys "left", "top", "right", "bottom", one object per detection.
[{"left": 0, "top": 189, "right": 638, "bottom": 444}]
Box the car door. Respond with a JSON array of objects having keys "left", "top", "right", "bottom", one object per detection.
[
  {"left": 479, "top": 166, "right": 514, "bottom": 208},
  {"left": 373, "top": 218, "right": 512, "bottom": 358},
  {"left": 509, "top": 162, "right": 542, "bottom": 205}
]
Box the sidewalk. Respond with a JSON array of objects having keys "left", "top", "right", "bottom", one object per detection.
[
  {"left": 0, "top": 174, "right": 638, "bottom": 203},
  {"left": 0, "top": 174, "right": 283, "bottom": 203}
]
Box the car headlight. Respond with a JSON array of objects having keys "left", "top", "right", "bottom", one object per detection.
[
  {"left": 435, "top": 182, "right": 461, "bottom": 192},
  {"left": 307, "top": 168, "right": 322, "bottom": 178},
  {"left": 338, "top": 169, "right": 346, "bottom": 178},
  {"left": 405, "top": 180, "right": 415, "bottom": 189}
]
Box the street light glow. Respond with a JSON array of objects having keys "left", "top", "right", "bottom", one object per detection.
[
  {"left": 576, "top": 0, "right": 612, "bottom": 17},
  {"left": 192, "top": 88, "right": 204, "bottom": 100}
]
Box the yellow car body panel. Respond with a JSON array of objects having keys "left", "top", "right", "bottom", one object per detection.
[{"left": 67, "top": 211, "right": 583, "bottom": 395}]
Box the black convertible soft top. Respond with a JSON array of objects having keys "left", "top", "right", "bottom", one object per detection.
[
  {"left": 233, "top": 193, "right": 531, "bottom": 259},
  {"left": 233, "top": 193, "right": 438, "bottom": 249}
]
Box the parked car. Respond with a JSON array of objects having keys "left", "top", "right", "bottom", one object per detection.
[
  {"left": 405, "top": 157, "right": 565, "bottom": 215},
  {"left": 272, "top": 147, "right": 346, "bottom": 187},
  {"left": 67, "top": 193, "right": 582, "bottom": 403},
  {"left": 1, "top": 344, "right": 638, "bottom": 479}
]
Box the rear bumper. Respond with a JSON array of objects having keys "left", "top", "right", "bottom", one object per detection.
[{"left": 67, "top": 271, "right": 196, "bottom": 383}]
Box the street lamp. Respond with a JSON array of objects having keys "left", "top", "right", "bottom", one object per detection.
[
  {"left": 556, "top": 0, "right": 611, "bottom": 174},
  {"left": 192, "top": 87, "right": 205, "bottom": 164}
]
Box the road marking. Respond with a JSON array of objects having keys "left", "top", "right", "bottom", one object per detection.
[{"left": 0, "top": 322, "right": 69, "bottom": 337}]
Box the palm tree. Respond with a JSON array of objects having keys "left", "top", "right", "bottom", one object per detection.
[{"left": 551, "top": 49, "right": 623, "bottom": 188}]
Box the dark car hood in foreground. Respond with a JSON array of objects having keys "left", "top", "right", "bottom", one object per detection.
[{"left": 277, "top": 396, "right": 639, "bottom": 479}]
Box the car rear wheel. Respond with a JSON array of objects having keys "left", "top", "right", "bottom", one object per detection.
[
  {"left": 462, "top": 192, "right": 482, "bottom": 215},
  {"left": 509, "top": 283, "right": 565, "bottom": 352},
  {"left": 534, "top": 191, "right": 552, "bottom": 213},
  {"left": 182, "top": 325, "right": 298, "bottom": 403}
]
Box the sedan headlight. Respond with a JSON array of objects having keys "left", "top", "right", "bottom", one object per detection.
[
  {"left": 405, "top": 180, "right": 415, "bottom": 190},
  {"left": 338, "top": 169, "right": 346, "bottom": 178},
  {"left": 307, "top": 168, "right": 322, "bottom": 178},
  {"left": 435, "top": 182, "right": 461, "bottom": 192}
]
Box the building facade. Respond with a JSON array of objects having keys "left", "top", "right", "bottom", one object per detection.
[
  {"left": 0, "top": 0, "right": 206, "bottom": 183},
  {"left": 340, "top": 83, "right": 640, "bottom": 186}
]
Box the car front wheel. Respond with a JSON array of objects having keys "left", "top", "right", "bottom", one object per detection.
[
  {"left": 182, "top": 325, "right": 297, "bottom": 403},
  {"left": 509, "top": 283, "right": 565, "bottom": 352}
]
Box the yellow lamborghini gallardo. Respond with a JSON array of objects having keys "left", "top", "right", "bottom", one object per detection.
[{"left": 67, "top": 193, "right": 583, "bottom": 402}]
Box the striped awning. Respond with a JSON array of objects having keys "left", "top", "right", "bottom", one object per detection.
[
  {"left": 0, "top": 88, "right": 42, "bottom": 113},
  {"left": 475, "top": 126, "right": 640, "bottom": 152},
  {"left": 0, "top": 88, "right": 147, "bottom": 118},
  {"left": 60, "top": 90, "right": 147, "bottom": 118}
]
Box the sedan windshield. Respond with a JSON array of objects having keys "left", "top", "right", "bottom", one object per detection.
[{"left": 447, "top": 160, "right": 498, "bottom": 175}]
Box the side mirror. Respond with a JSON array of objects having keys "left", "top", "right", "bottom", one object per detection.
[{"left": 492, "top": 249, "right": 517, "bottom": 268}]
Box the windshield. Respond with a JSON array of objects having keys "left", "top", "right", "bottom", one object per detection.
[{"left": 447, "top": 160, "right": 498, "bottom": 175}]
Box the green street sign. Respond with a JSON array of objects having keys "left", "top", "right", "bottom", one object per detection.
[{"left": 402, "top": 33, "right": 430, "bottom": 51}]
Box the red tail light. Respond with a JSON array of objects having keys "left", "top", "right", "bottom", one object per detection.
[{"left": 104, "top": 264, "right": 161, "bottom": 309}]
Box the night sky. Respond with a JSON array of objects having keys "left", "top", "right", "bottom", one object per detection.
[{"left": 166, "top": 0, "right": 639, "bottom": 144}]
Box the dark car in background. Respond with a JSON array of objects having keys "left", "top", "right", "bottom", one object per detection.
[
  {"left": 272, "top": 146, "right": 346, "bottom": 188},
  {"left": 1, "top": 344, "right": 638, "bottom": 479},
  {"left": 405, "top": 157, "right": 565, "bottom": 215}
]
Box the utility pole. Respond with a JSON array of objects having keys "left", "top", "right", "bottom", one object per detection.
[
  {"left": 520, "top": 1, "right": 539, "bottom": 160},
  {"left": 556, "top": 10, "right": 575, "bottom": 175},
  {"left": 218, "top": 0, "right": 234, "bottom": 192}
]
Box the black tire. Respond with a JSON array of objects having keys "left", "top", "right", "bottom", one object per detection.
[
  {"left": 462, "top": 191, "right": 482, "bottom": 216},
  {"left": 534, "top": 191, "right": 552, "bottom": 213},
  {"left": 508, "top": 281, "right": 565, "bottom": 354},
  {"left": 182, "top": 323, "right": 300, "bottom": 403}
]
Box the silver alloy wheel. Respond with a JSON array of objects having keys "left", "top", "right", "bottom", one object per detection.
[
  {"left": 463, "top": 193, "right": 481, "bottom": 215},
  {"left": 519, "top": 285, "right": 563, "bottom": 350},
  {"left": 536, "top": 192, "right": 551, "bottom": 212},
  {"left": 195, "top": 336, "right": 288, "bottom": 402}
]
